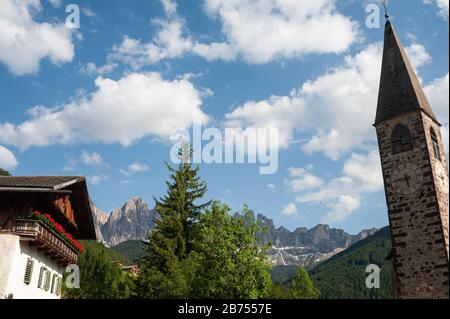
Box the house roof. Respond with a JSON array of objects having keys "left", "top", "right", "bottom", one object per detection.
[
  {"left": 0, "top": 176, "right": 96, "bottom": 240},
  {"left": 375, "top": 20, "right": 439, "bottom": 126},
  {"left": 0, "top": 176, "right": 84, "bottom": 190}
]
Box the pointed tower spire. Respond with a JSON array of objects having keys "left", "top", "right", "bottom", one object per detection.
[{"left": 375, "top": 20, "right": 439, "bottom": 125}]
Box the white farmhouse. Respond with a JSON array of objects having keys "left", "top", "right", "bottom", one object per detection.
[{"left": 0, "top": 176, "right": 96, "bottom": 299}]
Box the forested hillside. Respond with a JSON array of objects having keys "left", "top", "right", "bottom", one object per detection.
[{"left": 309, "top": 227, "right": 393, "bottom": 299}]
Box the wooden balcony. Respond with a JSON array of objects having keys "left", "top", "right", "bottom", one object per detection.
[{"left": 14, "top": 219, "right": 80, "bottom": 265}]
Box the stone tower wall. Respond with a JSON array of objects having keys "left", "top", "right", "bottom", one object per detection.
[{"left": 376, "top": 110, "right": 449, "bottom": 299}]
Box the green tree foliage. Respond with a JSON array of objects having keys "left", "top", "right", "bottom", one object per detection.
[
  {"left": 0, "top": 168, "right": 11, "bottom": 176},
  {"left": 268, "top": 283, "right": 291, "bottom": 299},
  {"left": 137, "top": 145, "right": 211, "bottom": 298},
  {"left": 64, "top": 241, "right": 135, "bottom": 299},
  {"left": 309, "top": 227, "right": 393, "bottom": 299},
  {"left": 270, "top": 265, "right": 299, "bottom": 284},
  {"left": 137, "top": 146, "right": 271, "bottom": 299},
  {"left": 268, "top": 267, "right": 319, "bottom": 299},
  {"left": 290, "top": 267, "right": 319, "bottom": 299},
  {"left": 112, "top": 240, "right": 146, "bottom": 264},
  {"left": 143, "top": 145, "right": 210, "bottom": 273},
  {"left": 190, "top": 202, "right": 272, "bottom": 299}
]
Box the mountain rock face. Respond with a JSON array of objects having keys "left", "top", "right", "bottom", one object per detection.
[
  {"left": 93, "top": 196, "right": 158, "bottom": 247},
  {"left": 92, "top": 197, "right": 378, "bottom": 268},
  {"left": 90, "top": 203, "right": 109, "bottom": 243},
  {"left": 253, "top": 213, "right": 378, "bottom": 269}
]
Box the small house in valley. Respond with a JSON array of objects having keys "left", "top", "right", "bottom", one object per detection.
[{"left": 0, "top": 176, "right": 96, "bottom": 299}]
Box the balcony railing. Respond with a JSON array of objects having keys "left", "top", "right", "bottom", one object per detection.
[{"left": 14, "top": 219, "right": 79, "bottom": 265}]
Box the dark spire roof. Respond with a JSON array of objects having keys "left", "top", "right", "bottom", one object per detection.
[{"left": 375, "top": 20, "right": 439, "bottom": 125}]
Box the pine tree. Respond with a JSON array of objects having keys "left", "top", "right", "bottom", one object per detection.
[
  {"left": 290, "top": 267, "right": 320, "bottom": 299},
  {"left": 145, "top": 144, "right": 210, "bottom": 270},
  {"left": 137, "top": 144, "right": 210, "bottom": 297}
]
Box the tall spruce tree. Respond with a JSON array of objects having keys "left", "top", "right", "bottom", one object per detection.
[
  {"left": 147, "top": 144, "right": 210, "bottom": 269},
  {"left": 138, "top": 145, "right": 210, "bottom": 297}
]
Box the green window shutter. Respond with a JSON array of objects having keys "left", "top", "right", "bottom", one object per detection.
[
  {"left": 51, "top": 274, "right": 58, "bottom": 294},
  {"left": 56, "top": 277, "right": 62, "bottom": 296},
  {"left": 23, "top": 258, "right": 34, "bottom": 285},
  {"left": 38, "top": 267, "right": 45, "bottom": 289},
  {"left": 44, "top": 270, "right": 51, "bottom": 291}
]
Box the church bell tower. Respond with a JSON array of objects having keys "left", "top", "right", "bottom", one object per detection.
[{"left": 374, "top": 20, "right": 449, "bottom": 299}]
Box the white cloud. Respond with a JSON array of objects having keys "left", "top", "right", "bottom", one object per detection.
[
  {"left": 82, "top": 7, "right": 97, "bottom": 18},
  {"left": 405, "top": 43, "right": 432, "bottom": 70},
  {"left": 48, "top": 0, "right": 62, "bottom": 8},
  {"left": 81, "top": 151, "right": 103, "bottom": 166},
  {"left": 109, "top": 18, "right": 235, "bottom": 70},
  {"left": 424, "top": 0, "right": 449, "bottom": 19},
  {"left": 0, "top": 145, "right": 18, "bottom": 170},
  {"left": 267, "top": 183, "right": 275, "bottom": 191},
  {"left": 285, "top": 167, "right": 324, "bottom": 192},
  {"left": 120, "top": 162, "right": 149, "bottom": 176},
  {"left": 161, "top": 0, "right": 177, "bottom": 16},
  {"left": 225, "top": 42, "right": 437, "bottom": 161},
  {"left": 80, "top": 62, "right": 118, "bottom": 76},
  {"left": 89, "top": 174, "right": 109, "bottom": 186},
  {"left": 109, "top": 0, "right": 359, "bottom": 67},
  {"left": 0, "top": 72, "right": 209, "bottom": 149},
  {"left": 281, "top": 202, "right": 299, "bottom": 218},
  {"left": 296, "top": 150, "right": 382, "bottom": 224},
  {"left": 203, "top": 0, "right": 360, "bottom": 64},
  {"left": 424, "top": 73, "right": 449, "bottom": 124},
  {"left": 342, "top": 151, "right": 383, "bottom": 192},
  {"left": 0, "top": 0, "right": 75, "bottom": 75},
  {"left": 321, "top": 195, "right": 361, "bottom": 224}
]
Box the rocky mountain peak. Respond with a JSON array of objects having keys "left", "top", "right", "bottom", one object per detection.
[{"left": 92, "top": 196, "right": 158, "bottom": 247}]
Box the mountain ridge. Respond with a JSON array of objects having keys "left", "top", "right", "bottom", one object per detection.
[{"left": 93, "top": 196, "right": 379, "bottom": 268}]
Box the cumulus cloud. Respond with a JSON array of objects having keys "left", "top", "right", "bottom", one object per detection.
[
  {"left": 120, "top": 162, "right": 150, "bottom": 176},
  {"left": 423, "top": 0, "right": 449, "bottom": 19},
  {"left": 424, "top": 73, "right": 449, "bottom": 124},
  {"left": 48, "top": 0, "right": 62, "bottom": 8},
  {"left": 295, "top": 150, "right": 383, "bottom": 224},
  {"left": 89, "top": 174, "right": 109, "bottom": 186},
  {"left": 80, "top": 62, "right": 118, "bottom": 76},
  {"left": 81, "top": 151, "right": 103, "bottom": 166},
  {"left": 0, "top": 145, "right": 18, "bottom": 170},
  {"left": 321, "top": 195, "right": 361, "bottom": 224},
  {"left": 285, "top": 167, "right": 324, "bottom": 192},
  {"left": 424, "top": 73, "right": 449, "bottom": 155},
  {"left": 342, "top": 151, "right": 384, "bottom": 192},
  {"left": 281, "top": 203, "right": 300, "bottom": 218},
  {"left": 0, "top": 0, "right": 75, "bottom": 75},
  {"left": 0, "top": 72, "right": 209, "bottom": 149},
  {"left": 109, "top": 0, "right": 359, "bottom": 67},
  {"left": 405, "top": 43, "right": 432, "bottom": 70},
  {"left": 224, "top": 42, "right": 439, "bottom": 161}
]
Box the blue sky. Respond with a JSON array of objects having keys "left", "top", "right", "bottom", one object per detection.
[{"left": 0, "top": 0, "right": 448, "bottom": 234}]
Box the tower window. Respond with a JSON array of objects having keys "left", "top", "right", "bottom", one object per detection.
[
  {"left": 392, "top": 124, "right": 413, "bottom": 154},
  {"left": 430, "top": 128, "right": 442, "bottom": 161}
]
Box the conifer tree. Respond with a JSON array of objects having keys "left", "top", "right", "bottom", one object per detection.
[
  {"left": 137, "top": 144, "right": 210, "bottom": 297},
  {"left": 290, "top": 267, "right": 320, "bottom": 299},
  {"left": 144, "top": 144, "right": 210, "bottom": 272}
]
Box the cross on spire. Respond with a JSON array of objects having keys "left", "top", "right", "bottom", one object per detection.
[{"left": 381, "top": 0, "right": 390, "bottom": 19}]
